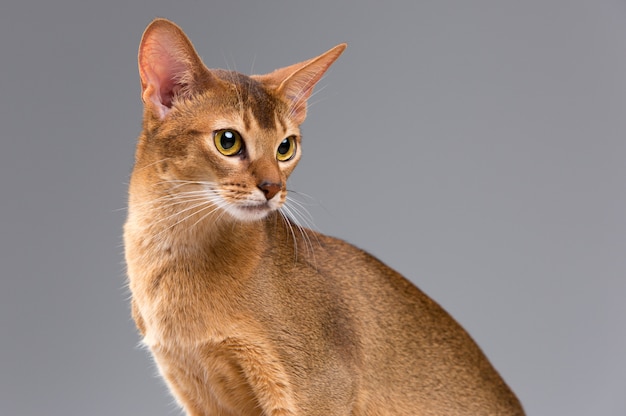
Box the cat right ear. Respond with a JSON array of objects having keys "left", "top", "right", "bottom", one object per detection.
[
  {"left": 138, "top": 18, "right": 213, "bottom": 119},
  {"left": 256, "top": 44, "right": 347, "bottom": 125}
]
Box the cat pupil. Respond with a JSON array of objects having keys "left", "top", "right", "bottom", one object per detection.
[
  {"left": 278, "top": 139, "right": 290, "bottom": 154},
  {"left": 222, "top": 131, "right": 236, "bottom": 149}
]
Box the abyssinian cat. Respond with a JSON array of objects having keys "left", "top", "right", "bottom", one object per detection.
[{"left": 124, "top": 18, "right": 524, "bottom": 415}]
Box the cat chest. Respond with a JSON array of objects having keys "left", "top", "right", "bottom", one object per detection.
[{"left": 132, "top": 265, "right": 255, "bottom": 348}]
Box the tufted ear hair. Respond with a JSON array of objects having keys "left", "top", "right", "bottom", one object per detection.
[
  {"left": 254, "top": 44, "right": 346, "bottom": 124},
  {"left": 138, "top": 18, "right": 217, "bottom": 119}
]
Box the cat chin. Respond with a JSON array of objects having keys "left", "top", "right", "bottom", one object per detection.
[{"left": 224, "top": 204, "right": 276, "bottom": 222}]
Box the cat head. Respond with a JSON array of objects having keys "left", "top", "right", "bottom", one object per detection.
[{"left": 132, "top": 18, "right": 345, "bottom": 223}]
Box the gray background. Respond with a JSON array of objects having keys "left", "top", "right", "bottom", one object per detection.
[{"left": 1, "top": 0, "right": 624, "bottom": 415}]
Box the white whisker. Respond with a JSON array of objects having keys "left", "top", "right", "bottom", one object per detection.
[
  {"left": 150, "top": 199, "right": 219, "bottom": 243},
  {"left": 130, "top": 190, "right": 219, "bottom": 212},
  {"left": 151, "top": 197, "right": 218, "bottom": 227},
  {"left": 187, "top": 203, "right": 224, "bottom": 231},
  {"left": 285, "top": 196, "right": 319, "bottom": 231},
  {"left": 279, "top": 210, "right": 299, "bottom": 264},
  {"left": 286, "top": 189, "right": 318, "bottom": 204},
  {"left": 280, "top": 203, "right": 318, "bottom": 267}
]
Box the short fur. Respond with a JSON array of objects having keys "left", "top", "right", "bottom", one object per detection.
[{"left": 124, "top": 18, "right": 524, "bottom": 415}]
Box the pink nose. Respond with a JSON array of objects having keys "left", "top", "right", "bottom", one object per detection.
[{"left": 258, "top": 181, "right": 281, "bottom": 200}]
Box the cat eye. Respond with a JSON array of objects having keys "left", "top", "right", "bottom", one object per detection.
[
  {"left": 214, "top": 130, "right": 243, "bottom": 156},
  {"left": 276, "top": 136, "right": 297, "bottom": 162}
]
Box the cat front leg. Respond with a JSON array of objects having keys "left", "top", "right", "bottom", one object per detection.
[{"left": 216, "top": 337, "right": 299, "bottom": 416}]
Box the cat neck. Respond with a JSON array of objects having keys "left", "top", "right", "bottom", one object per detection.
[{"left": 126, "top": 219, "right": 266, "bottom": 307}]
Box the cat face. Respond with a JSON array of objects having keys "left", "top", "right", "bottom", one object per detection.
[
  {"left": 139, "top": 72, "right": 302, "bottom": 222},
  {"left": 133, "top": 19, "right": 345, "bottom": 225}
]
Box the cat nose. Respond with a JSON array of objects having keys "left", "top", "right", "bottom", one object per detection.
[{"left": 258, "top": 181, "right": 281, "bottom": 200}]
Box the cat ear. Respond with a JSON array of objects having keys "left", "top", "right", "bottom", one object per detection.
[
  {"left": 257, "top": 44, "right": 346, "bottom": 124},
  {"left": 138, "top": 18, "right": 213, "bottom": 119}
]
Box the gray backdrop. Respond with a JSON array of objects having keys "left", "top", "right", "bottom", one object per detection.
[{"left": 1, "top": 1, "right": 624, "bottom": 415}]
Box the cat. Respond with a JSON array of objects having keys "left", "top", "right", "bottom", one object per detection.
[{"left": 124, "top": 18, "right": 524, "bottom": 416}]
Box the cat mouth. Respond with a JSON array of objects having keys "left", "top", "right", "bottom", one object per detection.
[{"left": 239, "top": 203, "right": 270, "bottom": 212}]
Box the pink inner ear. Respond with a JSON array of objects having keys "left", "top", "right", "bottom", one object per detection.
[
  {"left": 139, "top": 34, "right": 190, "bottom": 113},
  {"left": 147, "top": 59, "right": 183, "bottom": 108}
]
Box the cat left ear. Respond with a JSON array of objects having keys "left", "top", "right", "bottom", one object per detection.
[
  {"left": 257, "top": 44, "right": 347, "bottom": 124},
  {"left": 138, "top": 18, "right": 214, "bottom": 119}
]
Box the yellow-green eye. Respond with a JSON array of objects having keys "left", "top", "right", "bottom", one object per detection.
[
  {"left": 276, "top": 136, "right": 297, "bottom": 162},
  {"left": 214, "top": 130, "right": 243, "bottom": 156}
]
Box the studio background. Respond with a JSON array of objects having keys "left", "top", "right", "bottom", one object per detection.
[{"left": 1, "top": 1, "right": 625, "bottom": 415}]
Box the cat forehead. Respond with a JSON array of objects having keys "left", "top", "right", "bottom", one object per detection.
[{"left": 211, "top": 70, "right": 288, "bottom": 131}]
